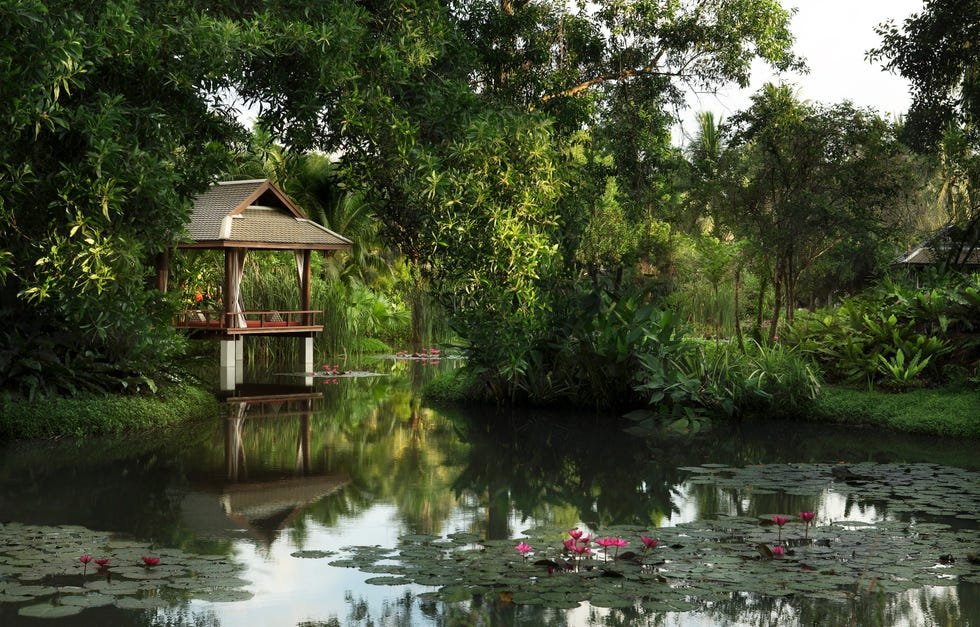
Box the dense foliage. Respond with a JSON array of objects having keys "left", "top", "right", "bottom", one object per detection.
[
  {"left": 1, "top": 0, "right": 977, "bottom": 434},
  {"left": 0, "top": 0, "right": 244, "bottom": 398},
  {"left": 787, "top": 273, "right": 980, "bottom": 389}
]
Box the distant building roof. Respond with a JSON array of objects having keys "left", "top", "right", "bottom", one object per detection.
[
  {"left": 181, "top": 179, "right": 352, "bottom": 250},
  {"left": 896, "top": 225, "right": 980, "bottom": 269}
]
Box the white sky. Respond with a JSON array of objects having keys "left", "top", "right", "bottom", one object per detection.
[{"left": 674, "top": 0, "right": 925, "bottom": 145}]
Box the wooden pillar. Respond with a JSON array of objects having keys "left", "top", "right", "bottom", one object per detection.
[{"left": 154, "top": 249, "right": 170, "bottom": 293}]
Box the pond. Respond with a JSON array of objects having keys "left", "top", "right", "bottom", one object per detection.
[{"left": 0, "top": 359, "right": 978, "bottom": 626}]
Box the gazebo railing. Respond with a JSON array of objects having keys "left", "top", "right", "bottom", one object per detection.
[{"left": 176, "top": 309, "right": 321, "bottom": 329}]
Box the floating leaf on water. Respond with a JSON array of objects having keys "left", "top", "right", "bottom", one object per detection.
[
  {"left": 290, "top": 550, "right": 335, "bottom": 559},
  {"left": 194, "top": 589, "right": 254, "bottom": 602},
  {"left": 327, "top": 559, "right": 360, "bottom": 569},
  {"left": 17, "top": 603, "right": 85, "bottom": 618},
  {"left": 83, "top": 580, "right": 142, "bottom": 595},
  {"left": 59, "top": 593, "right": 115, "bottom": 608},
  {"left": 589, "top": 594, "right": 634, "bottom": 609},
  {"left": 114, "top": 595, "right": 170, "bottom": 610},
  {"left": 364, "top": 576, "right": 411, "bottom": 586}
]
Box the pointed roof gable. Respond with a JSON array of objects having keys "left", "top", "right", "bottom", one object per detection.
[{"left": 181, "top": 179, "right": 352, "bottom": 250}]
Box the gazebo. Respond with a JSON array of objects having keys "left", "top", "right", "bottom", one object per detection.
[{"left": 156, "top": 179, "right": 351, "bottom": 388}]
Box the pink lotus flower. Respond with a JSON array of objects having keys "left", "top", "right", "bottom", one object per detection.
[
  {"left": 80, "top": 554, "right": 92, "bottom": 575},
  {"left": 596, "top": 537, "right": 629, "bottom": 560},
  {"left": 800, "top": 511, "right": 816, "bottom": 540},
  {"left": 94, "top": 558, "right": 110, "bottom": 567},
  {"left": 563, "top": 538, "right": 576, "bottom": 551},
  {"left": 772, "top": 515, "right": 790, "bottom": 543},
  {"left": 141, "top": 556, "right": 161, "bottom": 567},
  {"left": 578, "top": 535, "right": 591, "bottom": 545},
  {"left": 568, "top": 529, "right": 584, "bottom": 540},
  {"left": 641, "top": 536, "right": 659, "bottom": 550},
  {"left": 772, "top": 545, "right": 786, "bottom": 557},
  {"left": 571, "top": 545, "right": 591, "bottom": 555},
  {"left": 515, "top": 542, "right": 532, "bottom": 555}
]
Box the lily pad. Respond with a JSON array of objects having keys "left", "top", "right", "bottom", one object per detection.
[
  {"left": 59, "top": 593, "right": 116, "bottom": 608},
  {"left": 290, "top": 550, "right": 335, "bottom": 559},
  {"left": 17, "top": 603, "right": 85, "bottom": 618}
]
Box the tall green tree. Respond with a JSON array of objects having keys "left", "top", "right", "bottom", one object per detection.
[
  {"left": 722, "top": 84, "right": 917, "bottom": 341},
  {"left": 871, "top": 0, "right": 979, "bottom": 150},
  {"left": 871, "top": 0, "right": 979, "bottom": 270},
  {"left": 0, "top": 0, "right": 245, "bottom": 396}
]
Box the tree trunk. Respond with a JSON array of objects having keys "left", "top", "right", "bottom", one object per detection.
[
  {"left": 409, "top": 268, "right": 425, "bottom": 353},
  {"left": 768, "top": 263, "right": 782, "bottom": 344},
  {"left": 734, "top": 262, "right": 745, "bottom": 351},
  {"left": 754, "top": 271, "right": 768, "bottom": 341}
]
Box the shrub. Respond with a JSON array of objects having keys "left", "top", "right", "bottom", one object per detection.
[
  {"left": 785, "top": 274, "right": 980, "bottom": 388},
  {"left": 0, "top": 383, "right": 219, "bottom": 440}
]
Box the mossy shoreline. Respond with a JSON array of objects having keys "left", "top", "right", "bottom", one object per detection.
[
  {"left": 805, "top": 385, "right": 980, "bottom": 439},
  {"left": 426, "top": 369, "right": 979, "bottom": 439},
  {"left": 0, "top": 382, "right": 220, "bottom": 441},
  {"left": 2, "top": 371, "right": 976, "bottom": 441}
]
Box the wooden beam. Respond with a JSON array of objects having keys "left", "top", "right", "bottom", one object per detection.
[{"left": 154, "top": 249, "right": 170, "bottom": 292}]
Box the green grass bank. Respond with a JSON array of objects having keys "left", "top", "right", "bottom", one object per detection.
[
  {"left": 425, "top": 369, "right": 979, "bottom": 438},
  {"left": 806, "top": 385, "right": 980, "bottom": 438},
  {"left": 0, "top": 383, "right": 220, "bottom": 440}
]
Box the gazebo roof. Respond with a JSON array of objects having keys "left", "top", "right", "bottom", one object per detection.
[{"left": 180, "top": 179, "right": 352, "bottom": 250}]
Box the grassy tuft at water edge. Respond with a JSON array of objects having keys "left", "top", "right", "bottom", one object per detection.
[
  {"left": 0, "top": 383, "right": 219, "bottom": 440},
  {"left": 807, "top": 385, "right": 980, "bottom": 438}
]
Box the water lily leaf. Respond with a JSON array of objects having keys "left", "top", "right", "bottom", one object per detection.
[
  {"left": 17, "top": 603, "right": 84, "bottom": 618},
  {"left": 194, "top": 589, "right": 254, "bottom": 602},
  {"left": 0, "top": 594, "right": 34, "bottom": 603},
  {"left": 290, "top": 550, "right": 335, "bottom": 559},
  {"left": 114, "top": 596, "right": 170, "bottom": 610},
  {"left": 590, "top": 594, "right": 634, "bottom": 609},
  {"left": 59, "top": 593, "right": 115, "bottom": 608},
  {"left": 510, "top": 591, "right": 544, "bottom": 605},
  {"left": 327, "top": 559, "right": 360, "bottom": 568},
  {"left": 83, "top": 580, "right": 141, "bottom": 595},
  {"left": 364, "top": 576, "right": 411, "bottom": 586}
]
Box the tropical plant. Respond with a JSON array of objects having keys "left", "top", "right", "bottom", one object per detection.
[{"left": 786, "top": 274, "right": 980, "bottom": 388}]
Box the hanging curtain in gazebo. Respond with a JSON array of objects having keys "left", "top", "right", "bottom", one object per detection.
[
  {"left": 228, "top": 248, "right": 248, "bottom": 328},
  {"left": 294, "top": 251, "right": 305, "bottom": 290}
]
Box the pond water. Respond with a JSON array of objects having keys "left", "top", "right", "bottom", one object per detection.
[{"left": 0, "top": 359, "right": 978, "bottom": 626}]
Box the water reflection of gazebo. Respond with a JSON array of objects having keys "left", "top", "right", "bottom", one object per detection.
[
  {"left": 180, "top": 385, "right": 349, "bottom": 546},
  {"left": 156, "top": 179, "right": 352, "bottom": 389}
]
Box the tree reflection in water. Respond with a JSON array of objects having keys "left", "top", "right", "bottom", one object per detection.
[{"left": 1, "top": 360, "right": 977, "bottom": 626}]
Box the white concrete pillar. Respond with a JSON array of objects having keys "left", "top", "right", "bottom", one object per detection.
[
  {"left": 303, "top": 336, "right": 314, "bottom": 386},
  {"left": 219, "top": 339, "right": 236, "bottom": 391}
]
